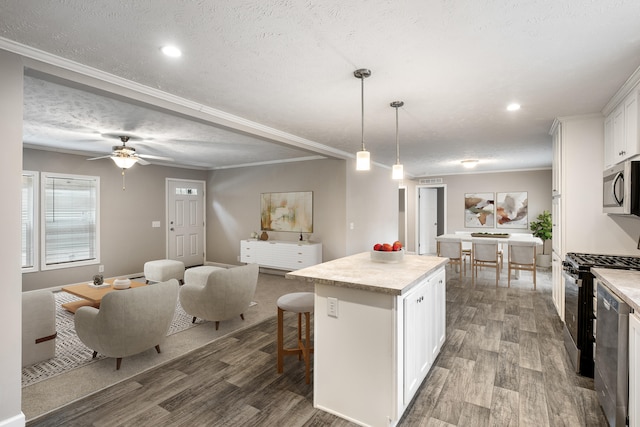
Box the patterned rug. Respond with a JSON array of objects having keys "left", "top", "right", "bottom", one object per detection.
[{"left": 22, "top": 290, "right": 256, "bottom": 388}]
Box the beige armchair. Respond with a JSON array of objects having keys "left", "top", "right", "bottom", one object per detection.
[
  {"left": 180, "top": 263, "right": 259, "bottom": 330},
  {"left": 74, "top": 279, "right": 179, "bottom": 370},
  {"left": 22, "top": 290, "right": 57, "bottom": 367}
]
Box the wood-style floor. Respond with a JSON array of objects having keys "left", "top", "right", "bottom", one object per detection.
[{"left": 27, "top": 266, "right": 607, "bottom": 426}]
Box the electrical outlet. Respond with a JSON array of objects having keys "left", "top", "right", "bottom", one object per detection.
[
  {"left": 327, "top": 297, "right": 338, "bottom": 318},
  {"left": 98, "top": 265, "right": 104, "bottom": 273}
]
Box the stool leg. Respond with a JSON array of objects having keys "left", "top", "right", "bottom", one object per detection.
[
  {"left": 277, "top": 307, "right": 284, "bottom": 374},
  {"left": 297, "top": 312, "right": 303, "bottom": 361},
  {"left": 304, "top": 311, "right": 311, "bottom": 384}
]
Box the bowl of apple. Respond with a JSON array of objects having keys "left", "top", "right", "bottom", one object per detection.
[{"left": 370, "top": 241, "right": 404, "bottom": 263}]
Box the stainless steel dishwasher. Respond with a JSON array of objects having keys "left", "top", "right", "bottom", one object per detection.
[{"left": 595, "top": 281, "right": 630, "bottom": 427}]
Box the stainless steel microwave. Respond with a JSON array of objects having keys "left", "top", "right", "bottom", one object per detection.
[{"left": 603, "top": 160, "right": 640, "bottom": 215}]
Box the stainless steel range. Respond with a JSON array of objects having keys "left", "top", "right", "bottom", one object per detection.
[{"left": 562, "top": 252, "right": 640, "bottom": 378}]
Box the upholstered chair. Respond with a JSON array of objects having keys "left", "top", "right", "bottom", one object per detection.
[
  {"left": 436, "top": 236, "right": 465, "bottom": 280},
  {"left": 507, "top": 240, "right": 537, "bottom": 289},
  {"left": 22, "top": 290, "right": 57, "bottom": 367},
  {"left": 471, "top": 238, "right": 502, "bottom": 287},
  {"left": 179, "top": 263, "right": 259, "bottom": 330},
  {"left": 74, "top": 279, "right": 179, "bottom": 370}
]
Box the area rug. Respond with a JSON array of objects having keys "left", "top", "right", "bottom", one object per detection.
[{"left": 21, "top": 291, "right": 256, "bottom": 387}]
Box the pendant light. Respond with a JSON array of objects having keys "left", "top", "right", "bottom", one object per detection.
[
  {"left": 391, "top": 101, "right": 404, "bottom": 179},
  {"left": 354, "top": 69, "right": 371, "bottom": 171}
]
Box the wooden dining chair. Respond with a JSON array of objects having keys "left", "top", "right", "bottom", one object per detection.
[
  {"left": 507, "top": 240, "right": 537, "bottom": 289},
  {"left": 437, "top": 236, "right": 465, "bottom": 280},
  {"left": 471, "top": 238, "right": 501, "bottom": 287}
]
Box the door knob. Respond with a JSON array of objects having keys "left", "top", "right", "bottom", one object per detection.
[{"left": 170, "top": 227, "right": 174, "bottom": 231}]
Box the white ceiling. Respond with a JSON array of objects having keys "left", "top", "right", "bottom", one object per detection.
[{"left": 2, "top": 1, "right": 640, "bottom": 176}]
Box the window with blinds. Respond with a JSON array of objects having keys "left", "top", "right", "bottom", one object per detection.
[
  {"left": 41, "top": 173, "right": 100, "bottom": 270},
  {"left": 22, "top": 171, "right": 38, "bottom": 271}
]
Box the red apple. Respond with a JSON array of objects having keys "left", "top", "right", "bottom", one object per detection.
[{"left": 373, "top": 243, "right": 382, "bottom": 251}]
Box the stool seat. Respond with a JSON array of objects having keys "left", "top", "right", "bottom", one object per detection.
[
  {"left": 277, "top": 291, "right": 314, "bottom": 384},
  {"left": 277, "top": 292, "right": 314, "bottom": 313},
  {"left": 144, "top": 259, "right": 185, "bottom": 284}
]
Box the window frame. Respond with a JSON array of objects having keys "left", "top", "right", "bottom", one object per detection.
[
  {"left": 40, "top": 172, "right": 100, "bottom": 271},
  {"left": 22, "top": 171, "right": 39, "bottom": 273}
]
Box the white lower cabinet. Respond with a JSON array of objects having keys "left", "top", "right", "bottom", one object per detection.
[
  {"left": 404, "top": 268, "right": 445, "bottom": 403},
  {"left": 313, "top": 266, "right": 446, "bottom": 427},
  {"left": 630, "top": 312, "right": 640, "bottom": 427},
  {"left": 239, "top": 240, "right": 321, "bottom": 270}
]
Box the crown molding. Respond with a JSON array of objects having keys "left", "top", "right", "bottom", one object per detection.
[{"left": 0, "top": 37, "right": 352, "bottom": 161}]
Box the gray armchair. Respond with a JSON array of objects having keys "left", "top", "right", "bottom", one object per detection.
[
  {"left": 180, "top": 263, "right": 259, "bottom": 330},
  {"left": 74, "top": 279, "right": 179, "bottom": 370}
]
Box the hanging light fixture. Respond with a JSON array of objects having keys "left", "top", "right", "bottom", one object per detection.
[
  {"left": 391, "top": 101, "right": 404, "bottom": 179},
  {"left": 111, "top": 155, "right": 138, "bottom": 169},
  {"left": 354, "top": 68, "right": 371, "bottom": 171}
]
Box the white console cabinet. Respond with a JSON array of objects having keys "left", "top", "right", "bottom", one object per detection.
[{"left": 239, "top": 240, "right": 322, "bottom": 270}]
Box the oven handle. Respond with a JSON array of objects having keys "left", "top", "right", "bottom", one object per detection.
[{"left": 562, "top": 269, "right": 582, "bottom": 287}]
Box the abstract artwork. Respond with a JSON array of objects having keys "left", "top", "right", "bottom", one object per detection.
[
  {"left": 260, "top": 191, "right": 313, "bottom": 232},
  {"left": 464, "top": 193, "right": 495, "bottom": 228},
  {"left": 496, "top": 191, "right": 528, "bottom": 229}
]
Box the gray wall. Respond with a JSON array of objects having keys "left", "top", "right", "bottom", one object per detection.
[
  {"left": 0, "top": 49, "right": 24, "bottom": 426},
  {"left": 437, "top": 169, "right": 553, "bottom": 234},
  {"left": 22, "top": 148, "right": 207, "bottom": 291}
]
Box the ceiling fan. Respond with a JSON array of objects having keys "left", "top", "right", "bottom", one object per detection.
[{"left": 87, "top": 135, "right": 174, "bottom": 169}]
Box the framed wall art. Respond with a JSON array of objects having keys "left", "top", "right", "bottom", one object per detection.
[
  {"left": 464, "top": 192, "right": 495, "bottom": 228},
  {"left": 496, "top": 191, "right": 528, "bottom": 229},
  {"left": 260, "top": 191, "right": 313, "bottom": 232}
]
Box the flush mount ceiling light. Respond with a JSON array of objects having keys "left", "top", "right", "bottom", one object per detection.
[
  {"left": 354, "top": 68, "right": 372, "bottom": 171},
  {"left": 160, "top": 45, "right": 182, "bottom": 58},
  {"left": 506, "top": 103, "right": 521, "bottom": 111},
  {"left": 461, "top": 159, "right": 479, "bottom": 168},
  {"left": 391, "top": 101, "right": 404, "bottom": 180}
]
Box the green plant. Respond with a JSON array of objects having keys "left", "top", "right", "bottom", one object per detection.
[{"left": 530, "top": 210, "right": 552, "bottom": 255}]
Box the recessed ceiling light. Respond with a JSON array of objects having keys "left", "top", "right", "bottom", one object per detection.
[
  {"left": 461, "top": 159, "right": 479, "bottom": 168},
  {"left": 506, "top": 103, "right": 521, "bottom": 111},
  {"left": 161, "top": 45, "right": 182, "bottom": 58}
]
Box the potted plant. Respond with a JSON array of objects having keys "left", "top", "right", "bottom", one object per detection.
[{"left": 530, "top": 210, "right": 552, "bottom": 267}]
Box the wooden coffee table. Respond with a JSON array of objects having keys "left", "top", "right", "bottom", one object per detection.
[{"left": 61, "top": 279, "right": 147, "bottom": 313}]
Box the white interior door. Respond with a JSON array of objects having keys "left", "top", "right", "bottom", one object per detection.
[
  {"left": 167, "top": 179, "right": 205, "bottom": 267},
  {"left": 418, "top": 187, "right": 438, "bottom": 255}
]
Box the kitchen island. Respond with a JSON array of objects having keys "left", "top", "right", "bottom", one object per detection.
[{"left": 286, "top": 252, "right": 448, "bottom": 427}]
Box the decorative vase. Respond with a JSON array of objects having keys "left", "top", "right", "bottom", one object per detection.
[{"left": 260, "top": 231, "right": 269, "bottom": 241}]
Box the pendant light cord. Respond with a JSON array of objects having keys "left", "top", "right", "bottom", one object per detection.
[
  {"left": 395, "top": 106, "right": 400, "bottom": 164},
  {"left": 361, "top": 75, "right": 365, "bottom": 151}
]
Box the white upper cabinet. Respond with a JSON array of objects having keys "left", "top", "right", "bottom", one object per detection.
[{"left": 604, "top": 88, "right": 640, "bottom": 169}]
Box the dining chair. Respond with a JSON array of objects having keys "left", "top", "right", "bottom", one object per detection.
[
  {"left": 471, "top": 238, "right": 501, "bottom": 287},
  {"left": 454, "top": 231, "right": 473, "bottom": 266},
  {"left": 436, "top": 236, "right": 465, "bottom": 280},
  {"left": 507, "top": 240, "right": 537, "bottom": 289}
]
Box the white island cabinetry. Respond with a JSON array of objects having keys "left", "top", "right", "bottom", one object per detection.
[
  {"left": 239, "top": 240, "right": 321, "bottom": 270},
  {"left": 287, "top": 252, "right": 447, "bottom": 427}
]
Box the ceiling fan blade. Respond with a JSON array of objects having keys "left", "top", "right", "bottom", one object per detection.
[
  {"left": 87, "top": 155, "right": 112, "bottom": 161},
  {"left": 139, "top": 154, "right": 174, "bottom": 162},
  {"left": 136, "top": 157, "right": 151, "bottom": 166}
]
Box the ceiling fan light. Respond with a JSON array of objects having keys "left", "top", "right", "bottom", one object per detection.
[
  {"left": 356, "top": 150, "right": 370, "bottom": 170},
  {"left": 392, "top": 164, "right": 404, "bottom": 180},
  {"left": 111, "top": 156, "right": 138, "bottom": 169}
]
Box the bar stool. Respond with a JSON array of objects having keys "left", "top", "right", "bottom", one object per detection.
[{"left": 277, "top": 292, "right": 314, "bottom": 384}]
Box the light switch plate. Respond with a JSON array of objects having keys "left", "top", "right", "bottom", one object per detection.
[{"left": 152, "top": 221, "right": 161, "bottom": 228}]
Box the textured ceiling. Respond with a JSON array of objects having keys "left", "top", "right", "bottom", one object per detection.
[{"left": 2, "top": 1, "right": 640, "bottom": 176}]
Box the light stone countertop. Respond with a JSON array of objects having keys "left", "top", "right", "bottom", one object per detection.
[
  {"left": 592, "top": 268, "right": 640, "bottom": 313},
  {"left": 285, "top": 252, "right": 448, "bottom": 296}
]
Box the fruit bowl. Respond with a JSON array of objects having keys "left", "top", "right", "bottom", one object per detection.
[{"left": 370, "top": 248, "right": 404, "bottom": 263}]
